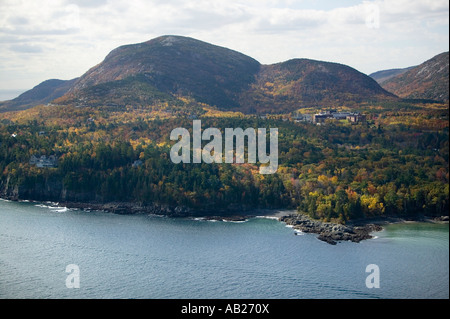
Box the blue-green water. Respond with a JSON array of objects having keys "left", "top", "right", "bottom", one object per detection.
[{"left": 0, "top": 199, "right": 448, "bottom": 299}]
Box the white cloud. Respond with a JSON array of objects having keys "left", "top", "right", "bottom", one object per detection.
[
  {"left": 9, "top": 43, "right": 43, "bottom": 53},
  {"left": 0, "top": 0, "right": 81, "bottom": 35}
]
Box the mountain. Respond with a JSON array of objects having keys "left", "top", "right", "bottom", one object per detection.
[
  {"left": 369, "top": 67, "right": 416, "bottom": 84},
  {"left": 380, "top": 52, "right": 449, "bottom": 102},
  {"left": 0, "top": 78, "right": 77, "bottom": 112},
  {"left": 59, "top": 35, "right": 261, "bottom": 110},
  {"left": 1, "top": 35, "right": 398, "bottom": 114},
  {"left": 239, "top": 58, "right": 397, "bottom": 113}
]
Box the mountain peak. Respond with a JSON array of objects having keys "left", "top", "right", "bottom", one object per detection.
[
  {"left": 150, "top": 35, "right": 196, "bottom": 45},
  {"left": 63, "top": 35, "right": 260, "bottom": 108}
]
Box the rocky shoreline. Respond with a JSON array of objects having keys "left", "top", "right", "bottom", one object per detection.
[
  {"left": 279, "top": 214, "right": 383, "bottom": 245},
  {"left": 48, "top": 200, "right": 381, "bottom": 244},
  {"left": 279, "top": 213, "right": 449, "bottom": 245},
  {"left": 60, "top": 201, "right": 257, "bottom": 222},
  {"left": 3, "top": 197, "right": 448, "bottom": 245},
  {"left": 54, "top": 200, "right": 450, "bottom": 245}
]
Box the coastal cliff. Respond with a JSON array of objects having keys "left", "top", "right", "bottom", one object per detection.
[{"left": 0, "top": 174, "right": 257, "bottom": 220}]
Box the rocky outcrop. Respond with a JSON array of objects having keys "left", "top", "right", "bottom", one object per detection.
[{"left": 279, "top": 214, "right": 382, "bottom": 245}]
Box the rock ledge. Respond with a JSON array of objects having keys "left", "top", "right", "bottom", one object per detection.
[{"left": 279, "top": 214, "right": 383, "bottom": 245}]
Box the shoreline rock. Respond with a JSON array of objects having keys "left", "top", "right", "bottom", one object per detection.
[{"left": 279, "top": 214, "right": 383, "bottom": 245}]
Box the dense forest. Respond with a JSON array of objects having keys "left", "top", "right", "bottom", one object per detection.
[{"left": 0, "top": 102, "right": 448, "bottom": 222}]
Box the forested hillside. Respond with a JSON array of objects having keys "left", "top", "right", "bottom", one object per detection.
[
  {"left": 1, "top": 102, "right": 448, "bottom": 221},
  {"left": 381, "top": 52, "right": 449, "bottom": 102}
]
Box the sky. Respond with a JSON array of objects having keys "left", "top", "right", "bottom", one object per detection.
[{"left": 0, "top": 0, "right": 448, "bottom": 100}]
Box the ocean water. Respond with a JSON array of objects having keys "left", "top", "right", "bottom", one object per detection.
[{"left": 0, "top": 199, "right": 448, "bottom": 299}]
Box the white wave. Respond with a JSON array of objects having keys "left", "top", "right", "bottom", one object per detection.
[
  {"left": 35, "top": 204, "right": 53, "bottom": 208},
  {"left": 45, "top": 201, "right": 59, "bottom": 206},
  {"left": 53, "top": 207, "right": 69, "bottom": 213},
  {"left": 34, "top": 203, "right": 69, "bottom": 213},
  {"left": 256, "top": 216, "right": 279, "bottom": 220},
  {"left": 222, "top": 219, "right": 248, "bottom": 223}
]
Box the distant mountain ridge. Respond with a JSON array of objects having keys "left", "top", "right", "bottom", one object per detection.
[
  {"left": 369, "top": 67, "right": 416, "bottom": 84},
  {"left": 2, "top": 35, "right": 400, "bottom": 114},
  {"left": 0, "top": 79, "right": 77, "bottom": 112},
  {"left": 380, "top": 52, "right": 449, "bottom": 102}
]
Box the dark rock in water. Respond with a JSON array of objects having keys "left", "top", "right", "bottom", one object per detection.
[
  {"left": 317, "top": 234, "right": 337, "bottom": 245},
  {"left": 279, "top": 214, "right": 383, "bottom": 245}
]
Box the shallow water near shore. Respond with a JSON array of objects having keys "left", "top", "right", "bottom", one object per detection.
[{"left": 0, "top": 199, "right": 448, "bottom": 299}]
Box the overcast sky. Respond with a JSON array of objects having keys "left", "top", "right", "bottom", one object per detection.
[{"left": 0, "top": 0, "right": 448, "bottom": 100}]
